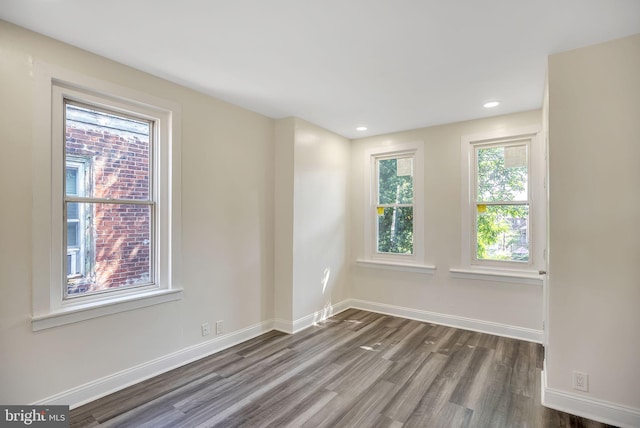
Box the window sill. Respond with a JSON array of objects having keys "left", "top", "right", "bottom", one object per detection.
[
  {"left": 31, "top": 288, "right": 183, "bottom": 331},
  {"left": 356, "top": 259, "right": 436, "bottom": 274},
  {"left": 449, "top": 268, "right": 543, "bottom": 286}
]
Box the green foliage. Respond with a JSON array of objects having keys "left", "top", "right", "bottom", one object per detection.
[
  {"left": 377, "top": 158, "right": 413, "bottom": 254},
  {"left": 476, "top": 146, "right": 529, "bottom": 261},
  {"left": 477, "top": 146, "right": 527, "bottom": 202},
  {"left": 378, "top": 207, "right": 413, "bottom": 254},
  {"left": 477, "top": 205, "right": 528, "bottom": 260}
]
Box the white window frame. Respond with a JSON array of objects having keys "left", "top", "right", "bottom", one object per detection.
[
  {"left": 32, "top": 63, "right": 183, "bottom": 331},
  {"left": 65, "top": 158, "right": 87, "bottom": 278},
  {"left": 455, "top": 125, "right": 545, "bottom": 283},
  {"left": 359, "top": 141, "right": 433, "bottom": 273}
]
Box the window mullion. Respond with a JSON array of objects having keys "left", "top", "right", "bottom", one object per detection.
[
  {"left": 473, "top": 201, "right": 529, "bottom": 206},
  {"left": 65, "top": 196, "right": 154, "bottom": 205},
  {"left": 376, "top": 203, "right": 414, "bottom": 208}
]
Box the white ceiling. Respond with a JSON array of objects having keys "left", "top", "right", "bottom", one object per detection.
[{"left": 2, "top": 1, "right": 640, "bottom": 138}]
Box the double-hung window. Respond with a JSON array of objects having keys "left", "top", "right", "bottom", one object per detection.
[
  {"left": 64, "top": 101, "right": 154, "bottom": 297},
  {"left": 361, "top": 141, "right": 426, "bottom": 269},
  {"left": 474, "top": 141, "right": 530, "bottom": 263},
  {"left": 375, "top": 154, "right": 415, "bottom": 255},
  {"left": 460, "top": 126, "right": 545, "bottom": 276},
  {"left": 32, "top": 65, "right": 182, "bottom": 330}
]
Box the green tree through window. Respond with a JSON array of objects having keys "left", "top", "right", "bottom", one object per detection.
[
  {"left": 475, "top": 144, "right": 529, "bottom": 261},
  {"left": 377, "top": 157, "right": 414, "bottom": 254}
]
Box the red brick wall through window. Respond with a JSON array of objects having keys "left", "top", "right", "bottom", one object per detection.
[{"left": 65, "top": 108, "right": 151, "bottom": 295}]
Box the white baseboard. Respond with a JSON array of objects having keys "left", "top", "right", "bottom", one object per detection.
[
  {"left": 273, "top": 317, "right": 292, "bottom": 333},
  {"left": 33, "top": 319, "right": 274, "bottom": 409},
  {"left": 33, "top": 298, "right": 541, "bottom": 409},
  {"left": 349, "top": 298, "right": 544, "bottom": 343},
  {"left": 541, "top": 370, "right": 640, "bottom": 428},
  {"left": 274, "top": 300, "right": 352, "bottom": 334}
]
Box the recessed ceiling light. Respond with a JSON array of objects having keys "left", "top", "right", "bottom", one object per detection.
[
  {"left": 483, "top": 101, "right": 500, "bottom": 108},
  {"left": 356, "top": 126, "right": 368, "bottom": 131}
]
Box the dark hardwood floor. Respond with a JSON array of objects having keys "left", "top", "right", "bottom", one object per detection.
[{"left": 70, "top": 309, "right": 615, "bottom": 427}]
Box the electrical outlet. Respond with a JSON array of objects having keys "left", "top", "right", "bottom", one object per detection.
[
  {"left": 216, "top": 320, "right": 223, "bottom": 334},
  {"left": 201, "top": 323, "right": 210, "bottom": 337},
  {"left": 573, "top": 371, "right": 589, "bottom": 392}
]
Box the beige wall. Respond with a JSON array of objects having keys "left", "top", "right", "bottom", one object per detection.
[
  {"left": 291, "top": 118, "right": 350, "bottom": 321},
  {"left": 547, "top": 33, "right": 640, "bottom": 408},
  {"left": 273, "top": 118, "right": 295, "bottom": 322},
  {"left": 0, "top": 21, "right": 275, "bottom": 404},
  {"left": 350, "top": 110, "right": 544, "bottom": 330},
  {"left": 274, "top": 118, "right": 351, "bottom": 326}
]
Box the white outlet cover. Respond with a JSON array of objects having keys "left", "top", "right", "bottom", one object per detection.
[
  {"left": 201, "top": 323, "right": 210, "bottom": 336},
  {"left": 572, "top": 371, "right": 589, "bottom": 392}
]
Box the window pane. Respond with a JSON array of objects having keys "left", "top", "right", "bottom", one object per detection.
[
  {"left": 378, "top": 157, "right": 413, "bottom": 204},
  {"left": 476, "top": 204, "right": 529, "bottom": 262},
  {"left": 67, "top": 202, "right": 79, "bottom": 220},
  {"left": 377, "top": 206, "right": 413, "bottom": 254},
  {"left": 65, "top": 103, "right": 151, "bottom": 201},
  {"left": 67, "top": 203, "right": 152, "bottom": 296},
  {"left": 66, "top": 168, "right": 78, "bottom": 195},
  {"left": 67, "top": 222, "right": 79, "bottom": 247},
  {"left": 477, "top": 145, "right": 527, "bottom": 202}
]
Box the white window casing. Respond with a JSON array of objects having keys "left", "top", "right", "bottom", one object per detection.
[
  {"left": 32, "top": 63, "right": 183, "bottom": 331},
  {"left": 455, "top": 125, "right": 545, "bottom": 284},
  {"left": 358, "top": 141, "right": 435, "bottom": 273}
]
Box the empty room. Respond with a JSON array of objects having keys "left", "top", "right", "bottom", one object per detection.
[{"left": 0, "top": 1, "right": 639, "bottom": 427}]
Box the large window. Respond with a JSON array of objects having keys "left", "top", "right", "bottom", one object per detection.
[
  {"left": 375, "top": 155, "right": 415, "bottom": 255},
  {"left": 474, "top": 141, "right": 529, "bottom": 262},
  {"left": 460, "top": 126, "right": 545, "bottom": 273},
  {"left": 362, "top": 141, "right": 425, "bottom": 267},
  {"left": 32, "top": 66, "right": 182, "bottom": 331},
  {"left": 64, "top": 102, "right": 153, "bottom": 297}
]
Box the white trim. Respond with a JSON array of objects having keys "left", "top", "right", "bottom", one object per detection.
[
  {"left": 449, "top": 268, "right": 543, "bottom": 286},
  {"left": 273, "top": 318, "right": 293, "bottom": 333},
  {"left": 349, "top": 298, "right": 543, "bottom": 343},
  {"left": 541, "top": 370, "right": 640, "bottom": 428},
  {"left": 32, "top": 61, "right": 183, "bottom": 330},
  {"left": 460, "top": 125, "right": 546, "bottom": 273},
  {"left": 33, "top": 319, "right": 274, "bottom": 409},
  {"left": 31, "top": 289, "right": 183, "bottom": 331},
  {"left": 273, "top": 300, "right": 352, "bottom": 334},
  {"left": 356, "top": 259, "right": 436, "bottom": 274},
  {"left": 30, "top": 299, "right": 543, "bottom": 409}
]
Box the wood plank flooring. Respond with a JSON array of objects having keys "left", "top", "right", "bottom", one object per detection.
[{"left": 70, "top": 309, "right": 615, "bottom": 427}]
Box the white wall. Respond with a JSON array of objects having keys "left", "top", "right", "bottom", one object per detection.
[
  {"left": 291, "top": 119, "right": 350, "bottom": 322},
  {"left": 273, "top": 118, "right": 351, "bottom": 327},
  {"left": 350, "top": 111, "right": 544, "bottom": 333},
  {"left": 0, "top": 21, "right": 274, "bottom": 405},
  {"left": 274, "top": 118, "right": 295, "bottom": 322},
  {"left": 547, "top": 33, "right": 640, "bottom": 410}
]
